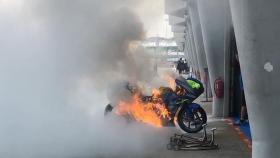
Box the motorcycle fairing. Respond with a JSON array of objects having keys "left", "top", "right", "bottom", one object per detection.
[{"left": 188, "top": 103, "right": 201, "bottom": 111}]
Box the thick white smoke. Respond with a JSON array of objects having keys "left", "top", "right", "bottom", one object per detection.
[{"left": 0, "top": 0, "right": 171, "bottom": 158}]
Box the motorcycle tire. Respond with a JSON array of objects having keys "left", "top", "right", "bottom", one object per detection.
[{"left": 177, "top": 106, "right": 207, "bottom": 133}]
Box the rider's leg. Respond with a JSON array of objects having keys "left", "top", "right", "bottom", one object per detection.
[
  {"left": 240, "top": 105, "right": 247, "bottom": 122},
  {"left": 234, "top": 90, "right": 247, "bottom": 125}
]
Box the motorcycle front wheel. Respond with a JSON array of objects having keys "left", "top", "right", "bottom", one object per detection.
[{"left": 176, "top": 105, "right": 207, "bottom": 133}]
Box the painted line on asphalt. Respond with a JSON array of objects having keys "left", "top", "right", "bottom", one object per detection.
[{"left": 224, "top": 118, "right": 252, "bottom": 152}]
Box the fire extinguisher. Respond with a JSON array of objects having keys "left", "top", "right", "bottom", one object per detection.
[{"left": 214, "top": 77, "right": 224, "bottom": 98}]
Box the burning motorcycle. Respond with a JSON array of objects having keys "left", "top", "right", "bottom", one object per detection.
[{"left": 104, "top": 77, "right": 207, "bottom": 133}]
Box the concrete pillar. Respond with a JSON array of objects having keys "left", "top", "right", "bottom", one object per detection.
[
  {"left": 230, "top": 0, "right": 280, "bottom": 157},
  {"left": 186, "top": 21, "right": 200, "bottom": 75},
  {"left": 197, "top": 0, "right": 231, "bottom": 117},
  {"left": 187, "top": 0, "right": 208, "bottom": 89},
  {"left": 185, "top": 35, "right": 196, "bottom": 70},
  {"left": 184, "top": 39, "right": 193, "bottom": 68},
  {"left": 223, "top": 19, "right": 233, "bottom": 117}
]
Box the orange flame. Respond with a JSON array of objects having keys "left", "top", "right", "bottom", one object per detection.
[{"left": 115, "top": 92, "right": 171, "bottom": 127}]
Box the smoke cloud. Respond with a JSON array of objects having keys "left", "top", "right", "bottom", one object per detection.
[{"left": 0, "top": 0, "right": 172, "bottom": 158}]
